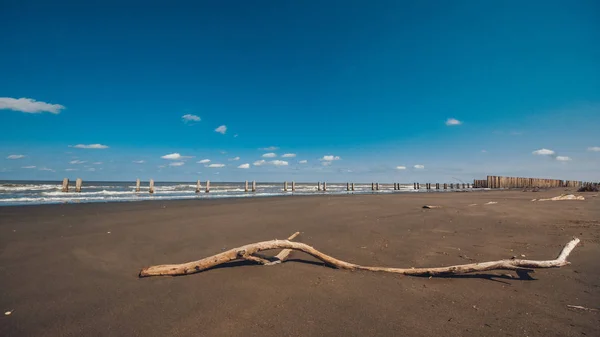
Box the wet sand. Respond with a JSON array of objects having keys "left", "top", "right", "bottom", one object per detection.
[{"left": 1, "top": 190, "right": 599, "bottom": 336}]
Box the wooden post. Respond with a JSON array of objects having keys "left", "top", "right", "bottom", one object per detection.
[
  {"left": 149, "top": 179, "right": 155, "bottom": 194},
  {"left": 351, "top": 183, "right": 355, "bottom": 191},
  {"left": 252, "top": 181, "right": 256, "bottom": 192},
  {"left": 292, "top": 181, "right": 296, "bottom": 192},
  {"left": 205, "top": 180, "right": 210, "bottom": 193},
  {"left": 414, "top": 182, "right": 417, "bottom": 190},
  {"left": 347, "top": 183, "right": 350, "bottom": 191},
  {"left": 376, "top": 182, "right": 379, "bottom": 191},
  {"left": 444, "top": 183, "right": 447, "bottom": 189},
  {"left": 196, "top": 180, "right": 201, "bottom": 193},
  {"left": 75, "top": 178, "right": 82, "bottom": 193},
  {"left": 61, "top": 178, "right": 69, "bottom": 192},
  {"left": 135, "top": 179, "right": 141, "bottom": 192},
  {"left": 417, "top": 183, "right": 420, "bottom": 189},
  {"left": 371, "top": 183, "right": 375, "bottom": 191},
  {"left": 245, "top": 181, "right": 248, "bottom": 192},
  {"left": 284, "top": 181, "right": 288, "bottom": 192},
  {"left": 323, "top": 182, "right": 327, "bottom": 191},
  {"left": 318, "top": 182, "right": 321, "bottom": 191}
]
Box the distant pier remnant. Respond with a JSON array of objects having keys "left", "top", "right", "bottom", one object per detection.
[
  {"left": 417, "top": 183, "right": 420, "bottom": 189},
  {"left": 205, "top": 180, "right": 210, "bottom": 193},
  {"left": 292, "top": 181, "right": 296, "bottom": 192},
  {"left": 149, "top": 179, "right": 155, "bottom": 194},
  {"left": 351, "top": 183, "right": 355, "bottom": 191},
  {"left": 413, "top": 183, "right": 417, "bottom": 190},
  {"left": 61, "top": 178, "right": 69, "bottom": 192},
  {"left": 196, "top": 180, "right": 201, "bottom": 193},
  {"left": 323, "top": 182, "right": 327, "bottom": 191},
  {"left": 135, "top": 179, "right": 141, "bottom": 192},
  {"left": 376, "top": 183, "right": 380, "bottom": 191},
  {"left": 318, "top": 182, "right": 321, "bottom": 191},
  {"left": 284, "top": 181, "right": 288, "bottom": 192},
  {"left": 444, "top": 183, "right": 447, "bottom": 189},
  {"left": 75, "top": 178, "right": 82, "bottom": 193},
  {"left": 372, "top": 183, "right": 375, "bottom": 191},
  {"left": 245, "top": 181, "right": 248, "bottom": 192},
  {"left": 252, "top": 181, "right": 256, "bottom": 192},
  {"left": 346, "top": 183, "right": 350, "bottom": 191}
]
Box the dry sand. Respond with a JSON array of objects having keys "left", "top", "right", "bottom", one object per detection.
[{"left": 1, "top": 190, "right": 599, "bottom": 336}]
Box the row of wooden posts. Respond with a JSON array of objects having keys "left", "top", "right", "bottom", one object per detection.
[
  {"left": 413, "top": 182, "right": 471, "bottom": 190},
  {"left": 472, "top": 176, "right": 592, "bottom": 189}
]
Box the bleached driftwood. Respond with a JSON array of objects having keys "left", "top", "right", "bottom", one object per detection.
[
  {"left": 139, "top": 236, "right": 580, "bottom": 278},
  {"left": 537, "top": 194, "right": 585, "bottom": 201}
]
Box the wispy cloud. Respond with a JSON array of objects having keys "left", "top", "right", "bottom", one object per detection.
[
  {"left": 414, "top": 164, "right": 425, "bottom": 169},
  {"left": 69, "top": 160, "right": 86, "bottom": 164},
  {"left": 133, "top": 160, "right": 145, "bottom": 164},
  {"left": 445, "top": 118, "right": 462, "bottom": 126},
  {"left": 215, "top": 125, "right": 227, "bottom": 134},
  {"left": 22, "top": 166, "right": 36, "bottom": 169},
  {"left": 253, "top": 160, "right": 267, "bottom": 166},
  {"left": 298, "top": 160, "right": 308, "bottom": 164},
  {"left": 181, "top": 114, "right": 200, "bottom": 122},
  {"left": 229, "top": 156, "right": 240, "bottom": 161},
  {"left": 169, "top": 162, "right": 185, "bottom": 167},
  {"left": 322, "top": 161, "right": 332, "bottom": 166},
  {"left": 281, "top": 153, "right": 296, "bottom": 158},
  {"left": 65, "top": 168, "right": 78, "bottom": 171},
  {"left": 6, "top": 154, "right": 25, "bottom": 159},
  {"left": 556, "top": 156, "right": 571, "bottom": 161},
  {"left": 396, "top": 166, "right": 406, "bottom": 170},
  {"left": 208, "top": 163, "right": 225, "bottom": 168},
  {"left": 262, "top": 153, "right": 277, "bottom": 158},
  {"left": 38, "top": 167, "right": 55, "bottom": 172},
  {"left": 532, "top": 148, "right": 555, "bottom": 156},
  {"left": 588, "top": 146, "right": 600, "bottom": 152},
  {"left": 238, "top": 163, "right": 250, "bottom": 169},
  {"left": 87, "top": 167, "right": 96, "bottom": 172},
  {"left": 260, "top": 146, "right": 279, "bottom": 151},
  {"left": 0, "top": 97, "right": 65, "bottom": 114},
  {"left": 197, "top": 159, "right": 210, "bottom": 164},
  {"left": 320, "top": 155, "right": 341, "bottom": 161},
  {"left": 270, "top": 160, "right": 288, "bottom": 166},
  {"left": 70, "top": 144, "right": 109, "bottom": 149},
  {"left": 161, "top": 153, "right": 192, "bottom": 160},
  {"left": 92, "top": 162, "right": 103, "bottom": 165}
]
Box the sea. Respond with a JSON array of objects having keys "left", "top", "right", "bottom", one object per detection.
[{"left": 0, "top": 180, "right": 429, "bottom": 206}]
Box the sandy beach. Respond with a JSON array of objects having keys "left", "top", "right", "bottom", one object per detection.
[{"left": 1, "top": 189, "right": 599, "bottom": 336}]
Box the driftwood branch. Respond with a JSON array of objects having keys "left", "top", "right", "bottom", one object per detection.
[{"left": 139, "top": 236, "right": 580, "bottom": 278}]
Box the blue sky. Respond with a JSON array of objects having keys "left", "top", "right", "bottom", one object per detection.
[{"left": 1, "top": 0, "right": 599, "bottom": 182}]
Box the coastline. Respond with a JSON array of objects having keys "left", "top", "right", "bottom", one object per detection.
[{"left": 1, "top": 190, "right": 598, "bottom": 336}]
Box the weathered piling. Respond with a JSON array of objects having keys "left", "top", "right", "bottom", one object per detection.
[
  {"left": 318, "top": 182, "right": 321, "bottom": 191},
  {"left": 413, "top": 182, "right": 417, "bottom": 190},
  {"left": 136, "top": 179, "right": 141, "bottom": 192},
  {"left": 462, "top": 183, "right": 465, "bottom": 189},
  {"left": 450, "top": 183, "right": 454, "bottom": 189},
  {"left": 351, "top": 183, "right": 355, "bottom": 191},
  {"left": 376, "top": 183, "right": 379, "bottom": 191},
  {"left": 245, "top": 181, "right": 248, "bottom": 192},
  {"left": 323, "top": 182, "right": 327, "bottom": 191},
  {"left": 252, "top": 181, "right": 256, "bottom": 192},
  {"left": 372, "top": 183, "right": 375, "bottom": 191},
  {"left": 417, "top": 183, "right": 420, "bottom": 189},
  {"left": 347, "top": 183, "right": 350, "bottom": 191},
  {"left": 284, "top": 181, "right": 288, "bottom": 192},
  {"left": 205, "top": 180, "right": 210, "bottom": 193},
  {"left": 292, "top": 181, "right": 296, "bottom": 192},
  {"left": 75, "top": 178, "right": 82, "bottom": 193},
  {"left": 149, "top": 179, "right": 155, "bottom": 194},
  {"left": 61, "top": 178, "right": 69, "bottom": 192},
  {"left": 444, "top": 183, "right": 447, "bottom": 190},
  {"left": 196, "top": 180, "right": 201, "bottom": 193}
]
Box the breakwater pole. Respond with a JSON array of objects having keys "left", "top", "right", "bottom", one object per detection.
[
  {"left": 318, "top": 182, "right": 321, "bottom": 191},
  {"left": 347, "top": 183, "right": 350, "bottom": 191},
  {"left": 284, "top": 181, "right": 288, "bottom": 192},
  {"left": 196, "top": 180, "right": 201, "bottom": 193},
  {"left": 205, "top": 180, "right": 210, "bottom": 193},
  {"left": 136, "top": 179, "right": 141, "bottom": 192},
  {"left": 292, "top": 181, "right": 296, "bottom": 192},
  {"left": 473, "top": 176, "right": 591, "bottom": 189},
  {"left": 149, "top": 179, "right": 155, "bottom": 194},
  {"left": 62, "top": 178, "right": 69, "bottom": 192},
  {"left": 245, "top": 181, "right": 248, "bottom": 192},
  {"left": 75, "top": 178, "right": 82, "bottom": 193},
  {"left": 351, "top": 183, "right": 355, "bottom": 191},
  {"left": 252, "top": 181, "right": 256, "bottom": 192},
  {"left": 376, "top": 183, "right": 380, "bottom": 191}
]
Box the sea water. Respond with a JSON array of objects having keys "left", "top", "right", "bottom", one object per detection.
[{"left": 0, "top": 180, "right": 424, "bottom": 206}]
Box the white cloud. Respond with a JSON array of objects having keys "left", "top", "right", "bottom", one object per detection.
[
  {"left": 229, "top": 156, "right": 240, "bottom": 161},
  {"left": 87, "top": 167, "right": 96, "bottom": 172},
  {"left": 22, "top": 166, "right": 36, "bottom": 169},
  {"left": 215, "top": 125, "right": 227, "bottom": 134},
  {"left": 262, "top": 152, "right": 277, "bottom": 158},
  {"left": 532, "top": 148, "right": 555, "bottom": 156},
  {"left": 208, "top": 163, "right": 225, "bottom": 168},
  {"left": 38, "top": 167, "right": 55, "bottom": 172},
  {"left": 238, "top": 163, "right": 250, "bottom": 169},
  {"left": 169, "top": 162, "right": 185, "bottom": 167},
  {"left": 414, "top": 164, "right": 425, "bottom": 169},
  {"left": 281, "top": 153, "right": 296, "bottom": 158},
  {"left": 181, "top": 114, "right": 200, "bottom": 122},
  {"left": 253, "top": 160, "right": 267, "bottom": 166},
  {"left": 396, "top": 166, "right": 406, "bottom": 170},
  {"left": 556, "top": 156, "right": 571, "bottom": 161},
  {"left": 270, "top": 160, "right": 288, "bottom": 166},
  {"left": 445, "top": 118, "right": 462, "bottom": 126},
  {"left": 69, "top": 160, "right": 86, "bottom": 164},
  {"left": 260, "top": 146, "right": 279, "bottom": 151},
  {"left": 65, "top": 168, "right": 78, "bottom": 171},
  {"left": 588, "top": 146, "right": 600, "bottom": 152},
  {"left": 0, "top": 97, "right": 65, "bottom": 114},
  {"left": 322, "top": 161, "right": 332, "bottom": 166},
  {"left": 133, "top": 160, "right": 145, "bottom": 164},
  {"left": 298, "top": 160, "right": 308, "bottom": 164},
  {"left": 6, "top": 154, "right": 25, "bottom": 159},
  {"left": 92, "top": 162, "right": 102, "bottom": 165},
  {"left": 320, "top": 155, "right": 341, "bottom": 161},
  {"left": 197, "top": 159, "right": 211, "bottom": 164},
  {"left": 161, "top": 153, "right": 191, "bottom": 160},
  {"left": 70, "top": 144, "right": 109, "bottom": 149}
]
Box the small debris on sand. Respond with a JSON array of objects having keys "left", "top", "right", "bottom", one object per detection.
[
  {"left": 422, "top": 205, "right": 442, "bottom": 209},
  {"left": 567, "top": 305, "right": 598, "bottom": 312},
  {"left": 537, "top": 194, "right": 585, "bottom": 201},
  {"left": 484, "top": 201, "right": 498, "bottom": 205},
  {"left": 5, "top": 310, "right": 13, "bottom": 316}
]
